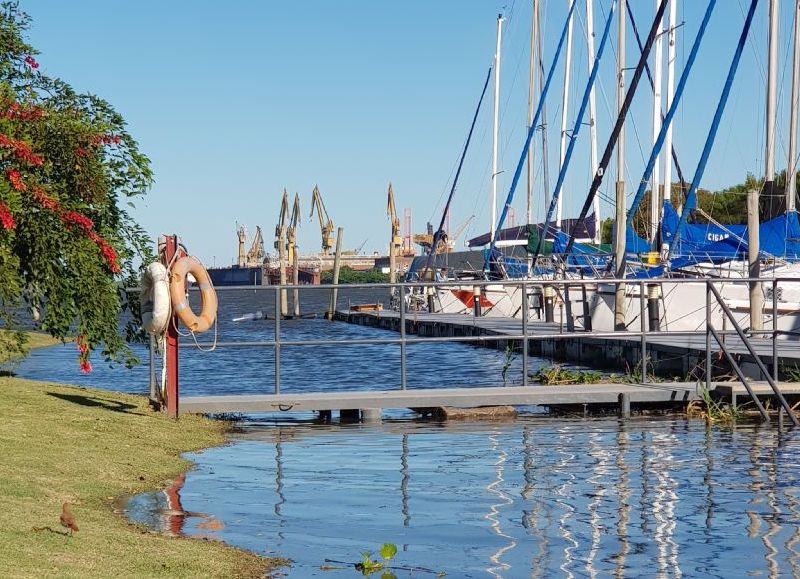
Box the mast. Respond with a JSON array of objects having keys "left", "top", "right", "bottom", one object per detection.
[
  {"left": 527, "top": 1, "right": 538, "bottom": 226},
  {"left": 491, "top": 14, "right": 504, "bottom": 242},
  {"left": 556, "top": 0, "right": 576, "bottom": 229},
  {"left": 614, "top": 0, "right": 627, "bottom": 329},
  {"left": 649, "top": 0, "right": 665, "bottom": 245},
  {"left": 753, "top": 0, "right": 778, "bottom": 333},
  {"left": 663, "top": 0, "right": 678, "bottom": 211},
  {"left": 537, "top": 1, "right": 551, "bottom": 219},
  {"left": 586, "top": 0, "right": 601, "bottom": 243},
  {"left": 787, "top": 0, "right": 800, "bottom": 212}
]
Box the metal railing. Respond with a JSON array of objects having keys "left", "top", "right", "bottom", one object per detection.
[{"left": 173, "top": 276, "right": 800, "bottom": 423}]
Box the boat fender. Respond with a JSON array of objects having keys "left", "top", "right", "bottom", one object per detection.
[
  {"left": 141, "top": 262, "right": 170, "bottom": 335},
  {"left": 169, "top": 256, "right": 218, "bottom": 333}
]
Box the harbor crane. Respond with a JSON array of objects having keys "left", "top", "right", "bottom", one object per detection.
[
  {"left": 275, "top": 190, "right": 289, "bottom": 316},
  {"left": 245, "top": 226, "right": 265, "bottom": 266},
  {"left": 236, "top": 222, "right": 247, "bottom": 267},
  {"left": 414, "top": 214, "right": 475, "bottom": 254},
  {"left": 309, "top": 185, "right": 335, "bottom": 255},
  {"left": 386, "top": 183, "right": 402, "bottom": 283},
  {"left": 286, "top": 193, "right": 301, "bottom": 266}
]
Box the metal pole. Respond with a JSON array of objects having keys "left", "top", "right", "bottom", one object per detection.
[
  {"left": 274, "top": 286, "right": 281, "bottom": 394},
  {"left": 556, "top": 0, "right": 576, "bottom": 229},
  {"left": 787, "top": 0, "right": 800, "bottom": 211},
  {"left": 399, "top": 281, "right": 407, "bottom": 390},
  {"left": 649, "top": 0, "right": 664, "bottom": 245},
  {"left": 639, "top": 281, "right": 647, "bottom": 382},
  {"left": 148, "top": 334, "right": 157, "bottom": 406},
  {"left": 586, "top": 0, "right": 601, "bottom": 243},
  {"left": 614, "top": 0, "right": 627, "bottom": 330},
  {"left": 292, "top": 247, "right": 300, "bottom": 318},
  {"left": 164, "top": 234, "right": 180, "bottom": 418},
  {"left": 491, "top": 13, "right": 504, "bottom": 242},
  {"left": 706, "top": 281, "right": 712, "bottom": 392},
  {"left": 522, "top": 281, "right": 529, "bottom": 386},
  {"left": 663, "top": 0, "right": 678, "bottom": 206},
  {"left": 773, "top": 278, "right": 779, "bottom": 380},
  {"left": 327, "top": 227, "right": 344, "bottom": 320},
  {"left": 527, "top": 1, "right": 538, "bottom": 226}
]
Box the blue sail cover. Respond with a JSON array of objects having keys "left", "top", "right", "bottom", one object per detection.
[
  {"left": 486, "top": 248, "right": 529, "bottom": 279},
  {"left": 553, "top": 230, "right": 609, "bottom": 271}
]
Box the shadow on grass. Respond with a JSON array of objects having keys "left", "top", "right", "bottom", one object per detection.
[{"left": 46, "top": 391, "right": 145, "bottom": 415}]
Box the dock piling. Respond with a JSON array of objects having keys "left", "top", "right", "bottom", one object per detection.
[{"left": 618, "top": 392, "right": 631, "bottom": 418}]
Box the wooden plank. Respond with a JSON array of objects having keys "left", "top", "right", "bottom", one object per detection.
[{"left": 181, "top": 383, "right": 698, "bottom": 414}]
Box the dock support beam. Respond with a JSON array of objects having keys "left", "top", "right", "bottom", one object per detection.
[
  {"left": 361, "top": 408, "right": 382, "bottom": 423},
  {"left": 647, "top": 283, "right": 660, "bottom": 331},
  {"left": 544, "top": 285, "right": 555, "bottom": 323}
]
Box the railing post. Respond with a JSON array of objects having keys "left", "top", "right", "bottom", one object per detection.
[
  {"left": 639, "top": 280, "right": 647, "bottom": 383},
  {"left": 522, "top": 281, "right": 529, "bottom": 387},
  {"left": 164, "top": 234, "right": 180, "bottom": 418},
  {"left": 274, "top": 285, "right": 281, "bottom": 395},
  {"left": 773, "top": 278, "right": 779, "bottom": 381},
  {"left": 706, "top": 281, "right": 712, "bottom": 393},
  {"left": 399, "top": 281, "right": 407, "bottom": 390}
]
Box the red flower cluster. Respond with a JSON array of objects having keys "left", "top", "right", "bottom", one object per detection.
[
  {"left": 75, "top": 335, "right": 89, "bottom": 356},
  {"left": 0, "top": 201, "right": 15, "bottom": 230},
  {"left": 6, "top": 169, "right": 25, "bottom": 191},
  {"left": 90, "top": 134, "right": 122, "bottom": 146},
  {"left": 79, "top": 360, "right": 92, "bottom": 374},
  {"left": 0, "top": 134, "right": 43, "bottom": 166},
  {"left": 23, "top": 55, "right": 39, "bottom": 70},
  {"left": 31, "top": 186, "right": 58, "bottom": 211},
  {"left": 61, "top": 210, "right": 93, "bottom": 231},
  {"left": 74, "top": 147, "right": 88, "bottom": 158},
  {"left": 0, "top": 102, "right": 44, "bottom": 121}
]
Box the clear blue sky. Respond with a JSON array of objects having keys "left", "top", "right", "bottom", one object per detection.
[{"left": 22, "top": 1, "right": 795, "bottom": 264}]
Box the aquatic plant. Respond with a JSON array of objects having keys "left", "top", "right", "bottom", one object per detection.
[
  {"left": 501, "top": 345, "right": 515, "bottom": 385},
  {"left": 687, "top": 387, "right": 746, "bottom": 424},
  {"left": 322, "top": 542, "right": 445, "bottom": 577},
  {"left": 531, "top": 366, "right": 603, "bottom": 385}
]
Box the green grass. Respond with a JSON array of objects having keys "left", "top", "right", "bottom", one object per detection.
[
  {"left": 0, "top": 377, "right": 283, "bottom": 577},
  {"left": 0, "top": 330, "right": 61, "bottom": 363}
]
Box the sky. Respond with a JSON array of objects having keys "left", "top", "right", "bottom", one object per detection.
[{"left": 21, "top": 0, "right": 798, "bottom": 265}]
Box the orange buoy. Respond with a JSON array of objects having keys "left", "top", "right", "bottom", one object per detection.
[{"left": 169, "top": 256, "right": 218, "bottom": 333}]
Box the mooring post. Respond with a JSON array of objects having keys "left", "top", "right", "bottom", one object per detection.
[
  {"left": 647, "top": 283, "right": 660, "bottom": 331},
  {"left": 521, "top": 281, "right": 529, "bottom": 387},
  {"left": 473, "top": 285, "right": 482, "bottom": 317},
  {"left": 164, "top": 234, "right": 180, "bottom": 418},
  {"left": 399, "top": 280, "right": 407, "bottom": 390},
  {"left": 618, "top": 392, "right": 631, "bottom": 418},
  {"left": 773, "top": 278, "right": 779, "bottom": 380},
  {"left": 427, "top": 286, "right": 435, "bottom": 312},
  {"left": 544, "top": 284, "right": 555, "bottom": 323},
  {"left": 361, "top": 408, "right": 382, "bottom": 423},
  {"left": 639, "top": 281, "right": 647, "bottom": 382}
]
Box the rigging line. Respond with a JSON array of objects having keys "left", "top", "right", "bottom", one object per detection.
[
  {"left": 562, "top": 0, "right": 671, "bottom": 257},
  {"left": 625, "top": 0, "right": 688, "bottom": 193},
  {"left": 669, "top": 0, "right": 760, "bottom": 260},
  {"left": 422, "top": 65, "right": 493, "bottom": 277},
  {"left": 482, "top": 0, "right": 578, "bottom": 267},
  {"left": 626, "top": 0, "right": 717, "bottom": 227},
  {"left": 534, "top": 0, "right": 617, "bottom": 258}
]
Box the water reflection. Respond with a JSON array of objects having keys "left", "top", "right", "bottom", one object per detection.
[{"left": 123, "top": 418, "right": 800, "bottom": 578}]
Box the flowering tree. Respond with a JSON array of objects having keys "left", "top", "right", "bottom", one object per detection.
[{"left": 0, "top": 3, "right": 153, "bottom": 370}]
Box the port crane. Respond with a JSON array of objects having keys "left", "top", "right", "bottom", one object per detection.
[
  {"left": 386, "top": 183, "right": 402, "bottom": 283},
  {"left": 309, "top": 185, "right": 335, "bottom": 255},
  {"left": 245, "top": 226, "right": 265, "bottom": 266},
  {"left": 286, "top": 193, "right": 301, "bottom": 265},
  {"left": 414, "top": 214, "right": 475, "bottom": 254},
  {"left": 274, "top": 190, "right": 289, "bottom": 316}
]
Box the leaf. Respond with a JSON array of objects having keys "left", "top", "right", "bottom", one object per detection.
[{"left": 379, "top": 543, "right": 397, "bottom": 561}]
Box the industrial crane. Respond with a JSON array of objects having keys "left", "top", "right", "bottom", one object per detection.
[
  {"left": 286, "top": 193, "right": 301, "bottom": 265},
  {"left": 414, "top": 214, "right": 475, "bottom": 254},
  {"left": 245, "top": 226, "right": 265, "bottom": 266},
  {"left": 387, "top": 183, "right": 402, "bottom": 283},
  {"left": 309, "top": 185, "right": 335, "bottom": 255},
  {"left": 274, "top": 190, "right": 290, "bottom": 316}
]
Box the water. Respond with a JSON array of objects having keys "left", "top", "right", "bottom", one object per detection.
[{"left": 15, "top": 288, "right": 800, "bottom": 577}]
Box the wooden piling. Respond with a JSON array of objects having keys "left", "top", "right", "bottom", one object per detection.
[{"left": 326, "top": 227, "right": 344, "bottom": 320}]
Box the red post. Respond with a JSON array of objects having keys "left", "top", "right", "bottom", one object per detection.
[{"left": 164, "top": 234, "right": 180, "bottom": 418}]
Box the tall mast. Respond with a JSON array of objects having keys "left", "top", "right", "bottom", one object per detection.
[
  {"left": 537, "top": 1, "right": 551, "bottom": 218},
  {"left": 527, "top": 2, "right": 538, "bottom": 226},
  {"left": 586, "top": 0, "right": 601, "bottom": 243},
  {"left": 752, "top": 0, "right": 779, "bottom": 333},
  {"left": 556, "top": 0, "right": 576, "bottom": 229},
  {"left": 663, "top": 0, "right": 678, "bottom": 211},
  {"left": 491, "top": 14, "right": 504, "bottom": 242},
  {"left": 613, "top": 0, "right": 627, "bottom": 329},
  {"left": 787, "top": 0, "right": 800, "bottom": 212},
  {"left": 649, "top": 0, "right": 665, "bottom": 245}
]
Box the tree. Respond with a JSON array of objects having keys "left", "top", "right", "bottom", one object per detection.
[{"left": 0, "top": 3, "right": 152, "bottom": 370}]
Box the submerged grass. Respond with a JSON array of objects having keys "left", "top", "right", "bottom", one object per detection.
[
  {"left": 0, "top": 377, "right": 282, "bottom": 578},
  {"left": 687, "top": 386, "right": 746, "bottom": 424}
]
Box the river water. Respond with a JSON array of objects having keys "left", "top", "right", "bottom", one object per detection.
[{"left": 14, "top": 288, "right": 800, "bottom": 577}]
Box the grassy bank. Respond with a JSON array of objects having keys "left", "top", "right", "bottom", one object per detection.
[
  {"left": 0, "top": 330, "right": 61, "bottom": 363},
  {"left": 0, "top": 377, "right": 281, "bottom": 577}
]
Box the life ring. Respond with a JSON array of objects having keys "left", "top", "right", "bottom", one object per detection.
[
  {"left": 141, "top": 262, "right": 170, "bottom": 335},
  {"left": 169, "top": 256, "right": 218, "bottom": 333}
]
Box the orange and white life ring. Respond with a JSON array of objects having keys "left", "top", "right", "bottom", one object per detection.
[{"left": 169, "top": 256, "right": 218, "bottom": 333}]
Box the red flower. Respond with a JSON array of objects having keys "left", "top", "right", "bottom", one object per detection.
[
  {"left": 98, "top": 240, "right": 121, "bottom": 273},
  {"left": 75, "top": 147, "right": 88, "bottom": 158},
  {"left": 0, "top": 202, "right": 15, "bottom": 230},
  {"left": 31, "top": 186, "right": 58, "bottom": 211},
  {"left": 75, "top": 335, "right": 89, "bottom": 356},
  {"left": 24, "top": 56, "right": 39, "bottom": 70},
  {"left": 6, "top": 169, "right": 26, "bottom": 192},
  {"left": 61, "top": 210, "right": 93, "bottom": 231},
  {"left": 79, "top": 360, "right": 92, "bottom": 374}
]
